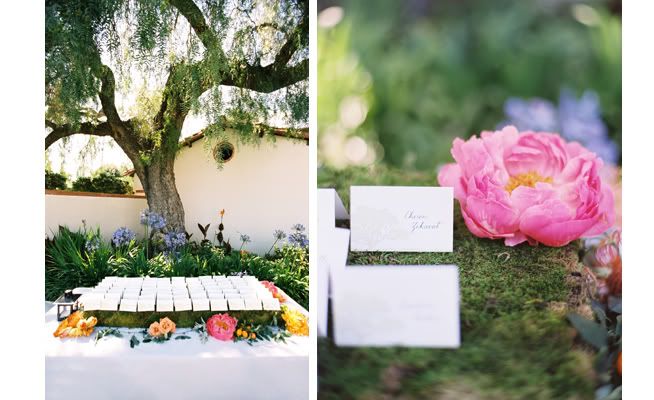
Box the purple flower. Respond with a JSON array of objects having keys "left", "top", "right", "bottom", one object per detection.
[
  {"left": 163, "top": 231, "right": 186, "bottom": 251},
  {"left": 140, "top": 209, "right": 166, "bottom": 230},
  {"left": 503, "top": 98, "right": 558, "bottom": 132},
  {"left": 85, "top": 236, "right": 101, "bottom": 253},
  {"left": 112, "top": 227, "right": 136, "bottom": 247},
  {"left": 501, "top": 88, "right": 618, "bottom": 164},
  {"left": 288, "top": 223, "right": 308, "bottom": 248}
]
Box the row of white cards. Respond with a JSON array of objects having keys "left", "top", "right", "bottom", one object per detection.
[
  {"left": 77, "top": 276, "right": 282, "bottom": 312},
  {"left": 318, "top": 188, "right": 461, "bottom": 348}
]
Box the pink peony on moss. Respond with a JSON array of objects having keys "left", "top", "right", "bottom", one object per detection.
[{"left": 438, "top": 126, "right": 615, "bottom": 247}]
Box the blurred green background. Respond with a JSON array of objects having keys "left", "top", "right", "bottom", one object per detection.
[{"left": 318, "top": 0, "right": 621, "bottom": 172}]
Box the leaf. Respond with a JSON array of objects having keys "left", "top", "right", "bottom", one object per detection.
[
  {"left": 175, "top": 335, "right": 191, "bottom": 340},
  {"left": 608, "top": 296, "right": 622, "bottom": 314},
  {"left": 568, "top": 313, "right": 608, "bottom": 349},
  {"left": 130, "top": 335, "right": 140, "bottom": 348},
  {"left": 142, "top": 338, "right": 152, "bottom": 343}
]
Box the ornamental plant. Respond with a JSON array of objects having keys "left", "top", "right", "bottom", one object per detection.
[
  {"left": 438, "top": 126, "right": 615, "bottom": 247},
  {"left": 206, "top": 313, "right": 238, "bottom": 341},
  {"left": 53, "top": 311, "right": 98, "bottom": 338},
  {"left": 112, "top": 227, "right": 136, "bottom": 247}
]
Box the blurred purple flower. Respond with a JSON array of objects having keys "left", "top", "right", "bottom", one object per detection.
[{"left": 501, "top": 88, "right": 618, "bottom": 164}]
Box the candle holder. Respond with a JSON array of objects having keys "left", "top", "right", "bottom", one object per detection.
[{"left": 54, "top": 290, "right": 81, "bottom": 321}]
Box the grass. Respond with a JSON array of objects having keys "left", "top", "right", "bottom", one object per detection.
[{"left": 318, "top": 166, "right": 594, "bottom": 400}]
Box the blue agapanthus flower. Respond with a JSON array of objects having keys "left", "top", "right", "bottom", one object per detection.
[
  {"left": 85, "top": 236, "right": 101, "bottom": 253},
  {"left": 112, "top": 227, "right": 136, "bottom": 247},
  {"left": 288, "top": 223, "right": 308, "bottom": 248},
  {"left": 500, "top": 88, "right": 619, "bottom": 164},
  {"left": 140, "top": 209, "right": 167, "bottom": 230},
  {"left": 163, "top": 231, "right": 186, "bottom": 251},
  {"left": 273, "top": 229, "right": 287, "bottom": 240}
]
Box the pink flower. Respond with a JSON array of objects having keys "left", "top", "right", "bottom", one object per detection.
[
  {"left": 438, "top": 126, "right": 615, "bottom": 247},
  {"left": 206, "top": 313, "right": 238, "bottom": 341}
]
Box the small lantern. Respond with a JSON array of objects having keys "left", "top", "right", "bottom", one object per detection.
[{"left": 55, "top": 290, "right": 80, "bottom": 321}]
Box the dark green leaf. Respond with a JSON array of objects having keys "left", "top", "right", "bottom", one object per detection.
[
  {"left": 130, "top": 335, "right": 140, "bottom": 348},
  {"left": 567, "top": 313, "right": 608, "bottom": 349}
]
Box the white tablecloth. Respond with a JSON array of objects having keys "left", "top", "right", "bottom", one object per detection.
[{"left": 45, "top": 294, "right": 309, "bottom": 400}]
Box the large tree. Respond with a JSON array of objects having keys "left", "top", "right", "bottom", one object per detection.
[{"left": 45, "top": 0, "right": 308, "bottom": 230}]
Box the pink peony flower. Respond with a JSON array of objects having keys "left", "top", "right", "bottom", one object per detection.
[
  {"left": 438, "top": 126, "right": 615, "bottom": 247},
  {"left": 206, "top": 313, "right": 238, "bottom": 341}
]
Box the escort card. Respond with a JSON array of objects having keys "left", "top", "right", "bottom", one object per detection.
[
  {"left": 331, "top": 264, "right": 460, "bottom": 348},
  {"left": 350, "top": 186, "right": 453, "bottom": 252},
  {"left": 317, "top": 188, "right": 350, "bottom": 337}
]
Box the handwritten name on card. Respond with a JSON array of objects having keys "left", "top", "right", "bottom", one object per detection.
[{"left": 350, "top": 186, "right": 453, "bottom": 252}]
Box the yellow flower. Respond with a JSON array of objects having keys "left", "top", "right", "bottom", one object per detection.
[
  {"left": 159, "top": 317, "right": 176, "bottom": 334},
  {"left": 236, "top": 329, "right": 242, "bottom": 336},
  {"left": 148, "top": 321, "right": 163, "bottom": 337},
  {"left": 281, "top": 306, "right": 309, "bottom": 336},
  {"left": 220, "top": 209, "right": 225, "bottom": 217},
  {"left": 250, "top": 333, "right": 256, "bottom": 340}
]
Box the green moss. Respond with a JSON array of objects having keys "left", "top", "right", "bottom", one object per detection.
[
  {"left": 318, "top": 166, "right": 592, "bottom": 400},
  {"left": 85, "top": 310, "right": 280, "bottom": 328}
]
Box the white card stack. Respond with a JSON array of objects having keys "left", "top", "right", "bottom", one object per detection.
[{"left": 76, "top": 275, "right": 284, "bottom": 313}]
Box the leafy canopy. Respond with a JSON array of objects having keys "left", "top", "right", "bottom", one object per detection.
[{"left": 46, "top": 0, "right": 308, "bottom": 159}]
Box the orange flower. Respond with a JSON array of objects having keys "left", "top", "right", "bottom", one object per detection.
[
  {"left": 617, "top": 352, "right": 622, "bottom": 376},
  {"left": 53, "top": 311, "right": 98, "bottom": 339},
  {"left": 219, "top": 209, "right": 225, "bottom": 218},
  {"left": 53, "top": 311, "right": 98, "bottom": 338},
  {"left": 159, "top": 317, "right": 176, "bottom": 334},
  {"left": 148, "top": 321, "right": 163, "bottom": 337}
]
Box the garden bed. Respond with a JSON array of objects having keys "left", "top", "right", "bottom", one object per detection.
[{"left": 318, "top": 166, "right": 595, "bottom": 399}]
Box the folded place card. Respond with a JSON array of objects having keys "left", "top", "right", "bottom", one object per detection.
[
  {"left": 350, "top": 186, "right": 453, "bottom": 252},
  {"left": 210, "top": 299, "right": 228, "bottom": 311},
  {"left": 317, "top": 227, "right": 351, "bottom": 337},
  {"left": 262, "top": 298, "right": 281, "bottom": 311},
  {"left": 331, "top": 264, "right": 460, "bottom": 348}
]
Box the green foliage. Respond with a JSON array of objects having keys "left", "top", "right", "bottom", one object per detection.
[
  {"left": 318, "top": 166, "right": 593, "bottom": 399},
  {"left": 45, "top": 227, "right": 309, "bottom": 309},
  {"left": 45, "top": 169, "right": 68, "bottom": 190},
  {"left": 85, "top": 310, "right": 279, "bottom": 329},
  {"left": 318, "top": 0, "right": 621, "bottom": 171},
  {"left": 46, "top": 0, "right": 308, "bottom": 141},
  {"left": 71, "top": 167, "right": 133, "bottom": 194}
]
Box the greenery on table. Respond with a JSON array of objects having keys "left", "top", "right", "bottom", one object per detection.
[
  {"left": 85, "top": 310, "right": 279, "bottom": 329},
  {"left": 318, "top": 166, "right": 595, "bottom": 399},
  {"left": 45, "top": 227, "right": 309, "bottom": 310}
]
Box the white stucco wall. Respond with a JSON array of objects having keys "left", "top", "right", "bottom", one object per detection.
[
  {"left": 132, "top": 133, "right": 309, "bottom": 254},
  {"left": 45, "top": 192, "right": 147, "bottom": 241},
  {"left": 175, "top": 134, "right": 309, "bottom": 254}
]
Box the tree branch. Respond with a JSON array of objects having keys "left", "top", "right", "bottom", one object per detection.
[
  {"left": 45, "top": 120, "right": 113, "bottom": 149},
  {"left": 170, "top": 0, "right": 308, "bottom": 94}
]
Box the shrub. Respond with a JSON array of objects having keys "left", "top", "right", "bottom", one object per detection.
[
  {"left": 45, "top": 226, "right": 309, "bottom": 310},
  {"left": 72, "top": 167, "right": 133, "bottom": 194},
  {"left": 45, "top": 170, "right": 68, "bottom": 190}
]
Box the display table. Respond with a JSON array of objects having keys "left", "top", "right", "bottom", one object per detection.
[{"left": 45, "top": 292, "right": 309, "bottom": 400}]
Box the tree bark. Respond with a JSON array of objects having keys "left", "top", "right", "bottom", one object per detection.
[{"left": 136, "top": 156, "right": 186, "bottom": 232}]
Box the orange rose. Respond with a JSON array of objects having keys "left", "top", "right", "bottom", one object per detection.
[
  {"left": 148, "top": 321, "right": 163, "bottom": 337},
  {"left": 159, "top": 317, "right": 176, "bottom": 334}
]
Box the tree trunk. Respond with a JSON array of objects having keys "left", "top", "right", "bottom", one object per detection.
[{"left": 136, "top": 157, "right": 186, "bottom": 232}]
